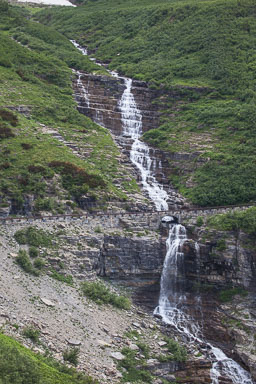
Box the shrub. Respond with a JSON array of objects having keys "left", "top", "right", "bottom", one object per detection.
[
  {"left": 34, "top": 197, "right": 54, "bottom": 212},
  {"left": 33, "top": 257, "right": 45, "bottom": 270},
  {"left": 0, "top": 162, "right": 10, "bottom": 169},
  {"left": 81, "top": 281, "right": 131, "bottom": 309},
  {"left": 163, "top": 337, "right": 187, "bottom": 362},
  {"left": 50, "top": 270, "right": 73, "bottom": 285},
  {"left": 196, "top": 216, "right": 204, "bottom": 227},
  {"left": 216, "top": 239, "right": 226, "bottom": 251},
  {"left": 207, "top": 207, "right": 256, "bottom": 236},
  {"left": 29, "top": 246, "right": 39, "bottom": 258},
  {"left": 21, "top": 143, "right": 33, "bottom": 150},
  {"left": 0, "top": 108, "right": 18, "bottom": 126},
  {"left": 49, "top": 161, "right": 106, "bottom": 198},
  {"left": 14, "top": 226, "right": 52, "bottom": 247},
  {"left": 137, "top": 342, "right": 150, "bottom": 359},
  {"left": 0, "top": 123, "right": 15, "bottom": 139},
  {"left": 63, "top": 348, "right": 79, "bottom": 366},
  {"left": 22, "top": 326, "right": 40, "bottom": 343},
  {"left": 118, "top": 347, "right": 153, "bottom": 383},
  {"left": 16, "top": 250, "right": 39, "bottom": 276},
  {"left": 28, "top": 165, "right": 46, "bottom": 173}
]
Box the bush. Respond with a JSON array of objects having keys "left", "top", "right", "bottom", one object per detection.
[
  {"left": 81, "top": 281, "right": 131, "bottom": 309},
  {"left": 118, "top": 347, "right": 153, "bottom": 383},
  {"left": 21, "top": 143, "right": 33, "bottom": 150},
  {"left": 33, "top": 257, "right": 45, "bottom": 270},
  {"left": 49, "top": 161, "right": 106, "bottom": 198},
  {"left": 14, "top": 226, "right": 52, "bottom": 247},
  {"left": 196, "top": 216, "right": 204, "bottom": 227},
  {"left": 63, "top": 348, "right": 79, "bottom": 366},
  {"left": 22, "top": 326, "right": 40, "bottom": 343},
  {"left": 207, "top": 207, "right": 256, "bottom": 236},
  {"left": 0, "top": 108, "right": 18, "bottom": 126},
  {"left": 29, "top": 246, "right": 39, "bottom": 258},
  {"left": 16, "top": 250, "right": 39, "bottom": 276},
  {"left": 216, "top": 239, "right": 226, "bottom": 251},
  {"left": 0, "top": 123, "right": 15, "bottom": 139},
  {"left": 163, "top": 337, "right": 187, "bottom": 362},
  {"left": 50, "top": 270, "right": 73, "bottom": 285}
]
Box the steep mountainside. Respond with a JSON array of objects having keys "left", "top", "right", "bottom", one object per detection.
[
  {"left": 0, "top": 2, "right": 144, "bottom": 216},
  {"left": 0, "top": 1, "right": 256, "bottom": 383},
  {"left": 37, "top": 0, "right": 256, "bottom": 206}
]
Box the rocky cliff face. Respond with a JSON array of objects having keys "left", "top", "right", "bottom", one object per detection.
[
  {"left": 74, "top": 73, "right": 161, "bottom": 136},
  {"left": 74, "top": 72, "right": 210, "bottom": 197}
]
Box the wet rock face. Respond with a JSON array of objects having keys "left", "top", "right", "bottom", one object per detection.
[
  {"left": 74, "top": 73, "right": 161, "bottom": 136},
  {"left": 182, "top": 231, "right": 256, "bottom": 290},
  {"left": 98, "top": 234, "right": 166, "bottom": 309},
  {"left": 99, "top": 234, "right": 165, "bottom": 279}
]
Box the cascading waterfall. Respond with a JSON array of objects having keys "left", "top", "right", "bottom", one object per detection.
[
  {"left": 119, "top": 78, "right": 169, "bottom": 211},
  {"left": 154, "top": 222, "right": 253, "bottom": 384},
  {"left": 77, "top": 72, "right": 90, "bottom": 108},
  {"left": 72, "top": 40, "right": 253, "bottom": 384}
]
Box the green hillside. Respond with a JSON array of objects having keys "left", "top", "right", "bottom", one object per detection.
[
  {"left": 0, "top": 2, "right": 139, "bottom": 215},
  {"left": 0, "top": 333, "right": 97, "bottom": 384},
  {"left": 37, "top": 0, "right": 256, "bottom": 206}
]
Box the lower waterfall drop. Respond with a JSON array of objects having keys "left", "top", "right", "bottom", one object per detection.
[{"left": 155, "top": 223, "right": 253, "bottom": 384}]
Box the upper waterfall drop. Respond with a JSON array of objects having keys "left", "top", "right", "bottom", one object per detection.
[{"left": 119, "top": 78, "right": 169, "bottom": 211}]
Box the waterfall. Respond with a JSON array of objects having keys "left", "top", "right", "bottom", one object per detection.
[
  {"left": 71, "top": 40, "right": 253, "bottom": 384},
  {"left": 155, "top": 222, "right": 253, "bottom": 384},
  {"left": 119, "top": 78, "right": 169, "bottom": 211},
  {"left": 77, "top": 71, "right": 90, "bottom": 108}
]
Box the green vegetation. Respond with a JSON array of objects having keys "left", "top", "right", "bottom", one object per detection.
[
  {"left": 50, "top": 270, "right": 73, "bottom": 285},
  {"left": 81, "top": 281, "right": 131, "bottom": 309},
  {"left": 37, "top": 0, "right": 256, "bottom": 206},
  {"left": 196, "top": 216, "right": 204, "bottom": 227},
  {"left": 124, "top": 329, "right": 141, "bottom": 340},
  {"left": 16, "top": 249, "right": 40, "bottom": 276},
  {"left": 22, "top": 326, "right": 40, "bottom": 343},
  {"left": 215, "top": 239, "right": 226, "bottom": 252},
  {"left": 29, "top": 246, "right": 39, "bottom": 258},
  {"left": 219, "top": 287, "right": 248, "bottom": 303},
  {"left": 0, "top": 3, "right": 138, "bottom": 215},
  {"left": 162, "top": 337, "right": 187, "bottom": 362},
  {"left": 63, "top": 348, "right": 79, "bottom": 367},
  {"left": 208, "top": 207, "right": 256, "bottom": 235},
  {"left": 0, "top": 333, "right": 97, "bottom": 383},
  {"left": 14, "top": 226, "right": 52, "bottom": 247},
  {"left": 118, "top": 347, "right": 153, "bottom": 383}
]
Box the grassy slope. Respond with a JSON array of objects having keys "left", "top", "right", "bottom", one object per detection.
[
  {"left": 36, "top": 0, "right": 256, "bottom": 206},
  {"left": 0, "top": 3, "right": 138, "bottom": 214},
  {"left": 0, "top": 333, "right": 97, "bottom": 383}
]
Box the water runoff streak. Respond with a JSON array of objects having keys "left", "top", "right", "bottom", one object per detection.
[{"left": 72, "top": 41, "right": 253, "bottom": 384}]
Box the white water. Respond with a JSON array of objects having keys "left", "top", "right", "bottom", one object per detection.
[
  {"left": 71, "top": 40, "right": 253, "bottom": 383},
  {"left": 119, "top": 78, "right": 169, "bottom": 211},
  {"left": 154, "top": 223, "right": 253, "bottom": 384},
  {"left": 77, "top": 71, "right": 90, "bottom": 108}
]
